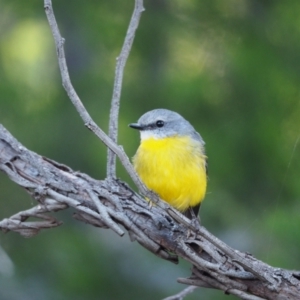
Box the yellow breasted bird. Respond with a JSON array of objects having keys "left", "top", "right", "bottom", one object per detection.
[{"left": 129, "top": 109, "right": 207, "bottom": 219}]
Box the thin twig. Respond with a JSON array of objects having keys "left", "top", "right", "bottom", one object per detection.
[
  {"left": 197, "top": 226, "right": 277, "bottom": 287},
  {"left": 43, "top": 0, "right": 147, "bottom": 196},
  {"left": 162, "top": 286, "right": 198, "bottom": 300},
  {"left": 47, "top": 189, "right": 125, "bottom": 236},
  {"left": 107, "top": 0, "right": 145, "bottom": 178},
  {"left": 226, "top": 290, "right": 266, "bottom": 300},
  {"left": 86, "top": 188, "right": 124, "bottom": 236},
  {"left": 104, "top": 206, "right": 176, "bottom": 263},
  {"left": 177, "top": 277, "right": 214, "bottom": 289},
  {"left": 0, "top": 199, "right": 66, "bottom": 237}
]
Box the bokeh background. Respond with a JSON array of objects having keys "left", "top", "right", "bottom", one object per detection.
[{"left": 1, "top": 0, "right": 300, "bottom": 299}]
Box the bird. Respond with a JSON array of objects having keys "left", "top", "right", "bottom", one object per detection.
[{"left": 129, "top": 109, "right": 207, "bottom": 219}]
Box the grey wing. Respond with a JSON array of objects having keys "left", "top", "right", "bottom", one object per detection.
[
  {"left": 184, "top": 129, "right": 207, "bottom": 219},
  {"left": 183, "top": 204, "right": 201, "bottom": 219}
]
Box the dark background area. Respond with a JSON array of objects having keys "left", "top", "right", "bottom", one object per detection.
[{"left": 1, "top": 0, "right": 300, "bottom": 299}]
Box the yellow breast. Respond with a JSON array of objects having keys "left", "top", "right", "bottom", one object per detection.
[{"left": 133, "top": 136, "right": 207, "bottom": 212}]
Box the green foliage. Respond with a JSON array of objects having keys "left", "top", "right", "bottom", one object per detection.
[{"left": 1, "top": 0, "right": 300, "bottom": 299}]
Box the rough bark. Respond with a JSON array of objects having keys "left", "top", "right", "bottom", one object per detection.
[
  {"left": 1, "top": 0, "right": 300, "bottom": 299},
  {"left": 1, "top": 125, "right": 300, "bottom": 300}
]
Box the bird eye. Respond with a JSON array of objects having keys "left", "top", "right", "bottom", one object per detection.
[{"left": 156, "top": 120, "right": 164, "bottom": 128}]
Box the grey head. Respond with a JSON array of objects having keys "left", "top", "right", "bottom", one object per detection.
[{"left": 129, "top": 108, "right": 204, "bottom": 144}]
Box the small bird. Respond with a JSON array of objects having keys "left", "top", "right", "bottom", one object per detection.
[{"left": 129, "top": 109, "right": 207, "bottom": 219}]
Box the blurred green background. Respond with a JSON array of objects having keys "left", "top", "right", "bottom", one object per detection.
[{"left": 1, "top": 0, "right": 300, "bottom": 299}]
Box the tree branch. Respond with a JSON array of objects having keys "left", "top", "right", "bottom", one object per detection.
[
  {"left": 0, "top": 125, "right": 300, "bottom": 299},
  {"left": 162, "top": 286, "right": 198, "bottom": 300},
  {"left": 44, "top": 0, "right": 147, "bottom": 196},
  {"left": 0, "top": 199, "right": 65, "bottom": 238},
  {"left": 0, "top": 1, "right": 299, "bottom": 299},
  {"left": 107, "top": 0, "right": 144, "bottom": 178},
  {"left": 43, "top": 0, "right": 184, "bottom": 228}
]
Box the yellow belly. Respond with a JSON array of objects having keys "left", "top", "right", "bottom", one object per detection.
[{"left": 133, "top": 136, "right": 207, "bottom": 212}]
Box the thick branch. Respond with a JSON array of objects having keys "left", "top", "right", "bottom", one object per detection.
[{"left": 0, "top": 125, "right": 300, "bottom": 299}]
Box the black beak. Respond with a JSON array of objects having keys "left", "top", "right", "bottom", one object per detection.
[{"left": 129, "top": 123, "right": 143, "bottom": 130}]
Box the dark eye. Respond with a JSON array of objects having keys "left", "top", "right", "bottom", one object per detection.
[{"left": 156, "top": 120, "right": 164, "bottom": 128}]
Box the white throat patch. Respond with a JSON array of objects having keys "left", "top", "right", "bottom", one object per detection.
[{"left": 140, "top": 130, "right": 164, "bottom": 141}]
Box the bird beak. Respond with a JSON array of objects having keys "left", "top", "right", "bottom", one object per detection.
[{"left": 129, "top": 123, "right": 143, "bottom": 130}]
